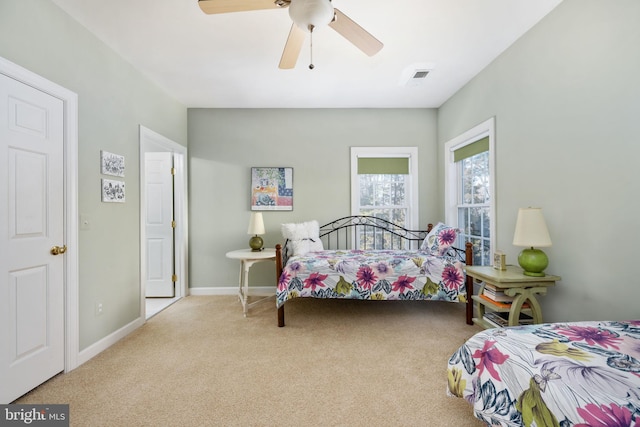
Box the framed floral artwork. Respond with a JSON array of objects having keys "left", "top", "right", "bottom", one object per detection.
[
  {"left": 250, "top": 167, "right": 293, "bottom": 211},
  {"left": 100, "top": 150, "right": 125, "bottom": 177},
  {"left": 102, "top": 179, "right": 125, "bottom": 203}
]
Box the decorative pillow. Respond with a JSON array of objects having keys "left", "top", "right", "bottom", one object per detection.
[
  {"left": 281, "top": 220, "right": 324, "bottom": 256},
  {"left": 420, "top": 222, "right": 459, "bottom": 255},
  {"left": 291, "top": 239, "right": 324, "bottom": 257}
]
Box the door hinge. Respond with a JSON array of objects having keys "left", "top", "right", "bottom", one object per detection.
[
  {"left": 171, "top": 167, "right": 176, "bottom": 175},
  {"left": 172, "top": 274, "right": 178, "bottom": 282},
  {"left": 171, "top": 220, "right": 176, "bottom": 228}
]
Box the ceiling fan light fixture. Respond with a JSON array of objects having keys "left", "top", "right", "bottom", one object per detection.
[{"left": 289, "top": 0, "right": 334, "bottom": 32}]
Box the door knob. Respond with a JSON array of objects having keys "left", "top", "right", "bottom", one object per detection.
[{"left": 51, "top": 245, "right": 67, "bottom": 255}]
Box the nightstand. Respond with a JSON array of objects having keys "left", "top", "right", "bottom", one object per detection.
[
  {"left": 225, "top": 248, "right": 276, "bottom": 316},
  {"left": 466, "top": 265, "right": 560, "bottom": 328}
]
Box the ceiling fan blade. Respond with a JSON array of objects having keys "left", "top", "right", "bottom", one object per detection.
[
  {"left": 198, "top": 0, "right": 284, "bottom": 15},
  {"left": 279, "top": 24, "right": 306, "bottom": 69},
  {"left": 329, "top": 8, "right": 383, "bottom": 56}
]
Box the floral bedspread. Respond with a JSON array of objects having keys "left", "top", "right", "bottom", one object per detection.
[
  {"left": 276, "top": 249, "right": 466, "bottom": 308},
  {"left": 447, "top": 320, "right": 640, "bottom": 427}
]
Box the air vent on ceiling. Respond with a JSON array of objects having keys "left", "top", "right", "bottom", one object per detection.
[
  {"left": 412, "top": 70, "right": 430, "bottom": 79},
  {"left": 399, "top": 67, "right": 432, "bottom": 87}
]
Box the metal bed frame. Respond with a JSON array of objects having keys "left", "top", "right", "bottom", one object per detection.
[{"left": 275, "top": 215, "right": 474, "bottom": 327}]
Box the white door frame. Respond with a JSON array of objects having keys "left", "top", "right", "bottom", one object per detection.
[
  {"left": 0, "top": 57, "right": 80, "bottom": 372},
  {"left": 139, "top": 126, "right": 188, "bottom": 317}
]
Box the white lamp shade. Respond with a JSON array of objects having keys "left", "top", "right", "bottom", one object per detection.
[
  {"left": 247, "top": 212, "right": 265, "bottom": 235},
  {"left": 289, "top": 0, "right": 334, "bottom": 32},
  {"left": 512, "top": 208, "right": 552, "bottom": 247}
]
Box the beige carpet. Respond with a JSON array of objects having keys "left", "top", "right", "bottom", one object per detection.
[{"left": 16, "top": 296, "right": 485, "bottom": 426}]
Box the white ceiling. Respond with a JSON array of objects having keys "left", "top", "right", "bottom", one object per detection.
[{"left": 50, "top": 0, "right": 563, "bottom": 108}]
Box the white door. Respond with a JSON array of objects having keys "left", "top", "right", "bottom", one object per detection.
[
  {"left": 144, "top": 152, "right": 175, "bottom": 297},
  {"left": 0, "top": 74, "right": 65, "bottom": 403}
]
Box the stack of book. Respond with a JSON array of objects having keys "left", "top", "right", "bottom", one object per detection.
[
  {"left": 483, "top": 311, "right": 533, "bottom": 327},
  {"left": 483, "top": 283, "right": 514, "bottom": 302},
  {"left": 479, "top": 293, "right": 530, "bottom": 309}
]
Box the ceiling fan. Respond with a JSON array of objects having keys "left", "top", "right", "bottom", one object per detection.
[{"left": 198, "top": 0, "right": 383, "bottom": 69}]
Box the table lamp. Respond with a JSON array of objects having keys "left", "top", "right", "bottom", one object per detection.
[
  {"left": 512, "top": 207, "right": 552, "bottom": 277},
  {"left": 247, "top": 212, "right": 265, "bottom": 251}
]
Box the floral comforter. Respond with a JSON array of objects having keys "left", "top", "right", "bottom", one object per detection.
[
  {"left": 447, "top": 320, "right": 640, "bottom": 427},
  {"left": 276, "top": 249, "right": 466, "bottom": 308}
]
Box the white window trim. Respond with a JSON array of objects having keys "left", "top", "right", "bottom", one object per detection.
[
  {"left": 444, "top": 117, "right": 496, "bottom": 253},
  {"left": 350, "top": 146, "right": 419, "bottom": 230}
]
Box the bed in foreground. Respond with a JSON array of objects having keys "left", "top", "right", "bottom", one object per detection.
[
  {"left": 274, "top": 216, "right": 473, "bottom": 327},
  {"left": 447, "top": 320, "right": 640, "bottom": 426}
]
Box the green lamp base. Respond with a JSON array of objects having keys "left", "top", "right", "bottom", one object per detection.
[
  {"left": 518, "top": 247, "right": 548, "bottom": 277},
  {"left": 249, "top": 235, "right": 263, "bottom": 252}
]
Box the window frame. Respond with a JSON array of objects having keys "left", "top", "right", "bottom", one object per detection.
[
  {"left": 444, "top": 118, "right": 496, "bottom": 265},
  {"left": 350, "top": 146, "right": 419, "bottom": 232}
]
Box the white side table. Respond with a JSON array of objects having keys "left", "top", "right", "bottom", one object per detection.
[{"left": 225, "top": 248, "right": 276, "bottom": 316}]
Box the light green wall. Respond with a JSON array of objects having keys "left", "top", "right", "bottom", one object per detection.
[
  {"left": 188, "top": 108, "right": 438, "bottom": 288},
  {"left": 438, "top": 0, "right": 640, "bottom": 322},
  {"left": 2, "top": 0, "right": 634, "bottom": 354},
  {"left": 0, "top": 0, "right": 187, "bottom": 349}
]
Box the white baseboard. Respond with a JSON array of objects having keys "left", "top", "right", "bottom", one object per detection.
[
  {"left": 76, "top": 316, "right": 145, "bottom": 367},
  {"left": 189, "top": 286, "right": 276, "bottom": 296}
]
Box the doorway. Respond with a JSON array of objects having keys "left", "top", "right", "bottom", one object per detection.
[{"left": 139, "top": 126, "right": 188, "bottom": 320}]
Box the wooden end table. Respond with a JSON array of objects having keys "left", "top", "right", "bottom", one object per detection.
[
  {"left": 466, "top": 265, "right": 560, "bottom": 328},
  {"left": 225, "top": 248, "right": 276, "bottom": 316}
]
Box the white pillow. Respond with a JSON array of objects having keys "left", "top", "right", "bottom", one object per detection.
[
  {"left": 281, "top": 220, "right": 324, "bottom": 256},
  {"left": 281, "top": 220, "right": 318, "bottom": 240},
  {"left": 291, "top": 239, "right": 324, "bottom": 256}
]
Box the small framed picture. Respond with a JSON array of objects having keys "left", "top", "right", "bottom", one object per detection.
[
  {"left": 101, "top": 150, "right": 125, "bottom": 177},
  {"left": 101, "top": 179, "right": 125, "bottom": 203},
  {"left": 493, "top": 251, "right": 506, "bottom": 270},
  {"left": 250, "top": 167, "right": 293, "bottom": 211}
]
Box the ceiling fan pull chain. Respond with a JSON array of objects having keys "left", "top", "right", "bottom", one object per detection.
[{"left": 308, "top": 24, "right": 315, "bottom": 70}]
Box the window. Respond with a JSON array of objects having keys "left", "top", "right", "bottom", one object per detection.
[
  {"left": 444, "top": 118, "right": 495, "bottom": 266},
  {"left": 351, "top": 147, "right": 418, "bottom": 249}
]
